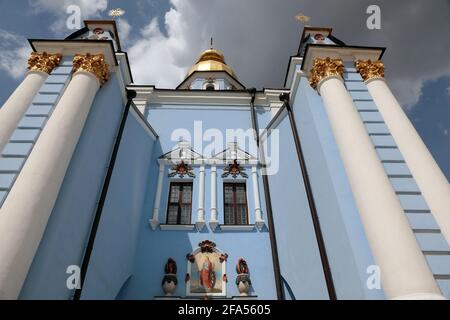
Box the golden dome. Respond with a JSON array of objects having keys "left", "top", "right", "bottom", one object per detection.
[{"left": 186, "top": 48, "right": 237, "bottom": 78}]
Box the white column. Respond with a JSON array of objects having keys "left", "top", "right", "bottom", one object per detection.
[
  {"left": 150, "top": 162, "right": 165, "bottom": 230},
  {"left": 0, "top": 52, "right": 62, "bottom": 153},
  {"left": 251, "top": 166, "right": 265, "bottom": 230},
  {"left": 209, "top": 165, "right": 219, "bottom": 231},
  {"left": 0, "top": 53, "right": 108, "bottom": 299},
  {"left": 310, "top": 57, "right": 444, "bottom": 300},
  {"left": 196, "top": 165, "right": 206, "bottom": 231},
  {"left": 363, "top": 71, "right": 450, "bottom": 246}
]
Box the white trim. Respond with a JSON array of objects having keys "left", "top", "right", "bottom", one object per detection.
[
  {"left": 115, "top": 52, "right": 132, "bottom": 86},
  {"left": 219, "top": 225, "right": 255, "bottom": 231},
  {"left": 196, "top": 165, "right": 206, "bottom": 231},
  {"left": 301, "top": 45, "right": 384, "bottom": 75},
  {"left": 148, "top": 104, "right": 255, "bottom": 111},
  {"left": 209, "top": 165, "right": 219, "bottom": 231},
  {"left": 251, "top": 166, "right": 265, "bottom": 230},
  {"left": 129, "top": 87, "right": 285, "bottom": 109},
  {"left": 159, "top": 224, "right": 196, "bottom": 231},
  {"left": 30, "top": 40, "right": 117, "bottom": 66},
  {"left": 285, "top": 56, "right": 303, "bottom": 88},
  {"left": 150, "top": 162, "right": 165, "bottom": 230}
]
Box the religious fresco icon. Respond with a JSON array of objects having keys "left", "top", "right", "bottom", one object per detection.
[{"left": 186, "top": 240, "right": 227, "bottom": 296}]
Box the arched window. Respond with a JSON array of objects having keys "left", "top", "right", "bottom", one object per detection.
[{"left": 203, "top": 80, "right": 217, "bottom": 91}]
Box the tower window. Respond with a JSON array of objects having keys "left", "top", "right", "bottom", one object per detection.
[
  {"left": 166, "top": 182, "right": 193, "bottom": 225},
  {"left": 203, "top": 80, "right": 217, "bottom": 90},
  {"left": 223, "top": 182, "right": 248, "bottom": 225}
]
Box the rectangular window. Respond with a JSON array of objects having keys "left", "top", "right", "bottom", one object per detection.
[
  {"left": 166, "top": 182, "right": 193, "bottom": 224},
  {"left": 223, "top": 182, "right": 248, "bottom": 225}
]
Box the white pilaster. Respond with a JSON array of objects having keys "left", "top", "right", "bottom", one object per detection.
[
  {"left": 150, "top": 162, "right": 165, "bottom": 230},
  {"left": 209, "top": 165, "right": 219, "bottom": 231},
  {"left": 0, "top": 71, "right": 48, "bottom": 153},
  {"left": 315, "top": 69, "right": 443, "bottom": 299},
  {"left": 365, "top": 77, "right": 450, "bottom": 246},
  {"left": 196, "top": 165, "right": 206, "bottom": 231},
  {"left": 251, "top": 166, "right": 265, "bottom": 230},
  {"left": 0, "top": 68, "right": 103, "bottom": 299}
]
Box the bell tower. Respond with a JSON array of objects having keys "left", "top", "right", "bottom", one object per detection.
[{"left": 177, "top": 44, "right": 244, "bottom": 90}]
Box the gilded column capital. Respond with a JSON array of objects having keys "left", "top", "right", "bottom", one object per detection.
[
  {"left": 27, "top": 52, "right": 62, "bottom": 74},
  {"left": 72, "top": 53, "right": 109, "bottom": 85},
  {"left": 355, "top": 59, "right": 385, "bottom": 82},
  {"left": 308, "top": 57, "right": 344, "bottom": 90}
]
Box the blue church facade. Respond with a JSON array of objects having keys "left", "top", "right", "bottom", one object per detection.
[{"left": 0, "top": 20, "right": 449, "bottom": 300}]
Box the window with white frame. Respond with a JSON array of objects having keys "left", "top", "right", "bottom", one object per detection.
[
  {"left": 166, "top": 182, "right": 193, "bottom": 225},
  {"left": 223, "top": 182, "right": 248, "bottom": 225}
]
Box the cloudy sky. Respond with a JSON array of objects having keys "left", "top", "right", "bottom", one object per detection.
[{"left": 0, "top": 0, "right": 449, "bottom": 179}]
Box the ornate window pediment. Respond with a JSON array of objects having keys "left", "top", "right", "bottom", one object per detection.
[
  {"left": 159, "top": 140, "right": 203, "bottom": 164},
  {"left": 212, "top": 141, "right": 256, "bottom": 164}
]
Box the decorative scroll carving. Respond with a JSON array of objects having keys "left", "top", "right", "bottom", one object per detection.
[
  {"left": 28, "top": 52, "right": 62, "bottom": 74},
  {"left": 72, "top": 53, "right": 109, "bottom": 85},
  {"left": 308, "top": 57, "right": 344, "bottom": 90},
  {"left": 199, "top": 240, "right": 216, "bottom": 253},
  {"left": 168, "top": 161, "right": 195, "bottom": 178},
  {"left": 222, "top": 159, "right": 248, "bottom": 178},
  {"left": 355, "top": 59, "right": 385, "bottom": 82},
  {"left": 219, "top": 253, "right": 228, "bottom": 263}
]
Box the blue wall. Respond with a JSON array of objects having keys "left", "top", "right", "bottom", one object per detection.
[
  {"left": 113, "top": 103, "right": 277, "bottom": 299},
  {"left": 20, "top": 72, "right": 125, "bottom": 299},
  {"left": 265, "top": 111, "right": 329, "bottom": 300},
  {"left": 81, "top": 109, "right": 156, "bottom": 299}
]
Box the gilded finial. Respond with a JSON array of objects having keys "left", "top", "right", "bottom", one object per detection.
[
  {"left": 295, "top": 12, "right": 311, "bottom": 26},
  {"left": 108, "top": 8, "right": 125, "bottom": 19}
]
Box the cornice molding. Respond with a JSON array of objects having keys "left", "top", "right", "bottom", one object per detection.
[
  {"left": 127, "top": 86, "right": 286, "bottom": 109},
  {"left": 28, "top": 39, "right": 118, "bottom": 67}
]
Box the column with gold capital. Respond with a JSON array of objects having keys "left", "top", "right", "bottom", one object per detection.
[
  {"left": 356, "top": 59, "right": 450, "bottom": 248},
  {"left": 0, "top": 53, "right": 108, "bottom": 299},
  {"left": 309, "top": 57, "right": 443, "bottom": 300},
  {"left": 0, "top": 52, "right": 62, "bottom": 153}
]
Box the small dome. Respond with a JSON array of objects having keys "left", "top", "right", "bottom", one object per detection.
[{"left": 186, "top": 48, "right": 237, "bottom": 78}]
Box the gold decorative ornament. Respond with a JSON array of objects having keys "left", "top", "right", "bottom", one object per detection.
[
  {"left": 308, "top": 57, "right": 344, "bottom": 90},
  {"left": 295, "top": 12, "right": 310, "bottom": 25},
  {"left": 355, "top": 59, "right": 385, "bottom": 82},
  {"left": 28, "top": 52, "right": 62, "bottom": 74},
  {"left": 108, "top": 8, "right": 125, "bottom": 18},
  {"left": 72, "top": 53, "right": 109, "bottom": 85},
  {"left": 187, "top": 48, "right": 237, "bottom": 79}
]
